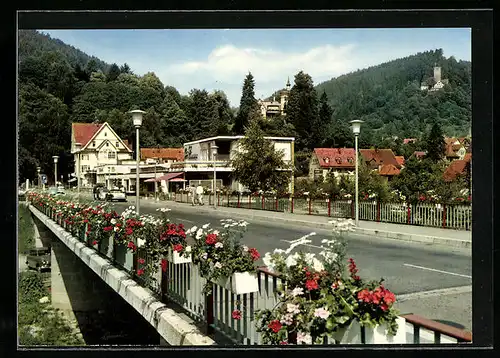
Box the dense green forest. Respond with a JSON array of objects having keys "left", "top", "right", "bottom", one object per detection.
[{"left": 18, "top": 30, "right": 471, "bottom": 184}]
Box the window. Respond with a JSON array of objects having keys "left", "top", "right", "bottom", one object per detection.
[
  {"left": 81, "top": 165, "right": 90, "bottom": 172},
  {"left": 104, "top": 132, "right": 107, "bottom": 137},
  {"left": 92, "top": 141, "right": 96, "bottom": 147},
  {"left": 116, "top": 142, "right": 119, "bottom": 147},
  {"left": 107, "top": 167, "right": 111, "bottom": 172},
  {"left": 111, "top": 167, "right": 115, "bottom": 172},
  {"left": 108, "top": 151, "right": 116, "bottom": 159},
  {"left": 106, "top": 142, "right": 109, "bottom": 147}
]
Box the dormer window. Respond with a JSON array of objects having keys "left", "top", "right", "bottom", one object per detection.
[
  {"left": 92, "top": 141, "right": 95, "bottom": 147},
  {"left": 347, "top": 158, "right": 354, "bottom": 164},
  {"left": 324, "top": 157, "right": 329, "bottom": 163},
  {"left": 106, "top": 142, "right": 109, "bottom": 147},
  {"left": 116, "top": 142, "right": 119, "bottom": 147},
  {"left": 104, "top": 132, "right": 107, "bottom": 137}
]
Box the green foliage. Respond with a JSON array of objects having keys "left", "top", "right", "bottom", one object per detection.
[
  {"left": 107, "top": 63, "right": 121, "bottom": 82},
  {"left": 424, "top": 121, "right": 446, "bottom": 162},
  {"left": 390, "top": 156, "right": 438, "bottom": 203},
  {"left": 18, "top": 204, "right": 35, "bottom": 253},
  {"left": 230, "top": 119, "right": 291, "bottom": 193},
  {"left": 233, "top": 72, "right": 259, "bottom": 135},
  {"left": 286, "top": 71, "right": 320, "bottom": 150}
]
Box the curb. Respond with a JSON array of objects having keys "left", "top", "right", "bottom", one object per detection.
[
  {"left": 29, "top": 204, "right": 216, "bottom": 346},
  {"left": 154, "top": 200, "right": 472, "bottom": 250}
]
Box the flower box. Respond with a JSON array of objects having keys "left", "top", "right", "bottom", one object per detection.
[
  {"left": 332, "top": 317, "right": 406, "bottom": 344},
  {"left": 215, "top": 271, "right": 259, "bottom": 295},
  {"left": 114, "top": 242, "right": 134, "bottom": 271},
  {"left": 98, "top": 234, "right": 114, "bottom": 258},
  {"left": 167, "top": 246, "right": 192, "bottom": 264}
]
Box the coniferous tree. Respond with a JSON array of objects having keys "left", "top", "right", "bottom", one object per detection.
[
  {"left": 318, "top": 91, "right": 333, "bottom": 146},
  {"left": 286, "top": 71, "right": 319, "bottom": 150},
  {"left": 107, "top": 63, "right": 121, "bottom": 82},
  {"left": 119, "top": 63, "right": 132, "bottom": 74},
  {"left": 233, "top": 72, "right": 259, "bottom": 135},
  {"left": 425, "top": 121, "right": 446, "bottom": 162},
  {"left": 230, "top": 116, "right": 291, "bottom": 194}
]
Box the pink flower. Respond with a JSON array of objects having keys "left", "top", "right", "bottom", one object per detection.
[
  {"left": 232, "top": 310, "right": 241, "bottom": 320},
  {"left": 313, "top": 307, "right": 330, "bottom": 320}
]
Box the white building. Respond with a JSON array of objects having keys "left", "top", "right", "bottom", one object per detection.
[
  {"left": 71, "top": 122, "right": 134, "bottom": 188},
  {"left": 167, "top": 135, "right": 295, "bottom": 193}
]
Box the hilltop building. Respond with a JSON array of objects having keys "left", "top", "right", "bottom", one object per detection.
[
  {"left": 258, "top": 78, "right": 291, "bottom": 119},
  {"left": 420, "top": 64, "right": 449, "bottom": 92}
]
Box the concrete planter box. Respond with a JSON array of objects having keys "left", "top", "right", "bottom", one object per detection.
[
  {"left": 215, "top": 271, "right": 259, "bottom": 295},
  {"left": 98, "top": 234, "right": 114, "bottom": 259},
  {"left": 332, "top": 316, "right": 406, "bottom": 344},
  {"left": 167, "top": 246, "right": 192, "bottom": 264},
  {"left": 114, "top": 242, "right": 134, "bottom": 271}
]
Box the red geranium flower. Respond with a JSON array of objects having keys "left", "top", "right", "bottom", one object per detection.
[
  {"left": 232, "top": 310, "right": 242, "bottom": 320},
  {"left": 138, "top": 258, "right": 145, "bottom": 265},
  {"left": 305, "top": 279, "right": 319, "bottom": 291},
  {"left": 268, "top": 320, "right": 282, "bottom": 333},
  {"left": 103, "top": 226, "right": 113, "bottom": 232},
  {"left": 127, "top": 241, "right": 136, "bottom": 251},
  {"left": 248, "top": 248, "right": 260, "bottom": 261},
  {"left": 357, "top": 289, "right": 372, "bottom": 303},
  {"left": 137, "top": 269, "right": 144, "bottom": 276},
  {"left": 380, "top": 303, "right": 389, "bottom": 312},
  {"left": 161, "top": 259, "right": 167, "bottom": 272},
  {"left": 279, "top": 341, "right": 288, "bottom": 345},
  {"left": 205, "top": 233, "right": 217, "bottom": 245},
  {"left": 125, "top": 227, "right": 133, "bottom": 235},
  {"left": 383, "top": 290, "right": 396, "bottom": 305},
  {"left": 173, "top": 244, "right": 183, "bottom": 252},
  {"left": 92, "top": 240, "right": 98, "bottom": 246}
]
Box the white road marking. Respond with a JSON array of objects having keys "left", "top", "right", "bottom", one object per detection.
[
  {"left": 403, "top": 263, "right": 472, "bottom": 279},
  {"left": 396, "top": 285, "right": 472, "bottom": 303},
  {"left": 280, "top": 239, "right": 323, "bottom": 249},
  {"left": 175, "top": 218, "right": 195, "bottom": 223}
]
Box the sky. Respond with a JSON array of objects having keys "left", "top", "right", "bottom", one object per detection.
[{"left": 42, "top": 28, "right": 471, "bottom": 108}]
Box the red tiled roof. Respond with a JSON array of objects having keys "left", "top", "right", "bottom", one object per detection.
[
  {"left": 395, "top": 156, "right": 405, "bottom": 166},
  {"left": 413, "top": 151, "right": 426, "bottom": 159},
  {"left": 72, "top": 123, "right": 103, "bottom": 147},
  {"left": 313, "top": 148, "right": 356, "bottom": 168},
  {"left": 443, "top": 159, "right": 469, "bottom": 182},
  {"left": 141, "top": 148, "right": 184, "bottom": 162},
  {"left": 359, "top": 149, "right": 400, "bottom": 168},
  {"left": 463, "top": 153, "right": 472, "bottom": 162},
  {"left": 403, "top": 138, "right": 417, "bottom": 144},
  {"left": 444, "top": 137, "right": 462, "bottom": 157},
  {"left": 379, "top": 164, "right": 401, "bottom": 176}
]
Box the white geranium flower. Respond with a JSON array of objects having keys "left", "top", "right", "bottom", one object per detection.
[
  {"left": 262, "top": 252, "right": 274, "bottom": 269},
  {"left": 215, "top": 242, "right": 223, "bottom": 249},
  {"left": 312, "top": 257, "right": 325, "bottom": 272},
  {"left": 291, "top": 287, "right": 304, "bottom": 297},
  {"left": 296, "top": 332, "right": 312, "bottom": 345},
  {"left": 212, "top": 230, "right": 220, "bottom": 235},
  {"left": 273, "top": 248, "right": 285, "bottom": 254},
  {"left": 202, "top": 223, "right": 210, "bottom": 229},
  {"left": 214, "top": 262, "right": 222, "bottom": 269},
  {"left": 285, "top": 254, "right": 298, "bottom": 267},
  {"left": 242, "top": 245, "right": 249, "bottom": 252},
  {"left": 185, "top": 246, "right": 192, "bottom": 253},
  {"left": 196, "top": 228, "right": 204, "bottom": 240},
  {"left": 137, "top": 238, "right": 145, "bottom": 248},
  {"left": 114, "top": 226, "right": 119, "bottom": 232}
]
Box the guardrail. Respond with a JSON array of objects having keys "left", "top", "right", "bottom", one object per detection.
[
  {"left": 171, "top": 194, "right": 471, "bottom": 231},
  {"left": 33, "top": 204, "right": 472, "bottom": 345}
]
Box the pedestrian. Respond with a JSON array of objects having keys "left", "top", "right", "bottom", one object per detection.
[
  {"left": 196, "top": 184, "right": 204, "bottom": 205},
  {"left": 189, "top": 185, "right": 196, "bottom": 206}
]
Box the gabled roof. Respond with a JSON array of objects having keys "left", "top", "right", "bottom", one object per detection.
[
  {"left": 141, "top": 148, "right": 184, "bottom": 162},
  {"left": 413, "top": 151, "right": 426, "bottom": 159},
  {"left": 313, "top": 148, "right": 355, "bottom": 168},
  {"left": 72, "top": 123, "right": 103, "bottom": 147},
  {"left": 359, "top": 149, "right": 400, "bottom": 168},
  {"left": 403, "top": 138, "right": 417, "bottom": 144},
  {"left": 443, "top": 159, "right": 470, "bottom": 182},
  {"left": 379, "top": 164, "right": 401, "bottom": 176},
  {"left": 395, "top": 156, "right": 405, "bottom": 166},
  {"left": 122, "top": 139, "right": 132, "bottom": 151}
]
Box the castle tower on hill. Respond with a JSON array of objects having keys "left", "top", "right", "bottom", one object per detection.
[
  {"left": 434, "top": 63, "right": 442, "bottom": 82},
  {"left": 258, "top": 78, "right": 291, "bottom": 119}
]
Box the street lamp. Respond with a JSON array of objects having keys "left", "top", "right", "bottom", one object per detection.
[
  {"left": 153, "top": 156, "right": 158, "bottom": 201},
  {"left": 129, "top": 109, "right": 145, "bottom": 215},
  {"left": 350, "top": 120, "right": 364, "bottom": 227},
  {"left": 36, "top": 166, "right": 41, "bottom": 190},
  {"left": 52, "top": 156, "right": 59, "bottom": 187},
  {"left": 212, "top": 144, "right": 218, "bottom": 209},
  {"left": 74, "top": 142, "right": 82, "bottom": 201}
]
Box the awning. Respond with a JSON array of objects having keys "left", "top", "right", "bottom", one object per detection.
[
  {"left": 169, "top": 178, "right": 187, "bottom": 182},
  {"left": 68, "top": 177, "right": 77, "bottom": 183},
  {"left": 144, "top": 172, "right": 183, "bottom": 182}
]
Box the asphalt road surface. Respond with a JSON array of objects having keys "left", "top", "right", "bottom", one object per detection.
[{"left": 109, "top": 200, "right": 472, "bottom": 331}]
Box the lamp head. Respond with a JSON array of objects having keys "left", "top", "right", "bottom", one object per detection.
[
  {"left": 52, "top": 155, "right": 59, "bottom": 164},
  {"left": 129, "top": 109, "right": 146, "bottom": 128},
  {"left": 211, "top": 144, "right": 219, "bottom": 156},
  {"left": 350, "top": 120, "right": 364, "bottom": 136}
]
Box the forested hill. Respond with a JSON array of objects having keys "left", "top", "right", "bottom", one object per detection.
[
  {"left": 315, "top": 49, "right": 471, "bottom": 139},
  {"left": 18, "top": 30, "right": 110, "bottom": 72}
]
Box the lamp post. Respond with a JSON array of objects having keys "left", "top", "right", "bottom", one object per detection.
[
  {"left": 212, "top": 144, "right": 218, "bottom": 209},
  {"left": 74, "top": 142, "right": 82, "bottom": 201},
  {"left": 350, "top": 120, "right": 364, "bottom": 227},
  {"left": 36, "top": 166, "right": 41, "bottom": 190},
  {"left": 52, "top": 156, "right": 59, "bottom": 187},
  {"left": 153, "top": 157, "right": 158, "bottom": 201},
  {"left": 129, "top": 109, "right": 145, "bottom": 215}
]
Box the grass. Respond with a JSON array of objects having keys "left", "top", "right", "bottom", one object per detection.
[
  {"left": 18, "top": 271, "right": 85, "bottom": 346},
  {"left": 18, "top": 204, "right": 35, "bottom": 253}
]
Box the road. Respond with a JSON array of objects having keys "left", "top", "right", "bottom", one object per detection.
[{"left": 108, "top": 200, "right": 472, "bottom": 331}]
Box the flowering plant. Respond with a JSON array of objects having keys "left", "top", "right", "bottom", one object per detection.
[
  {"left": 254, "top": 218, "right": 400, "bottom": 345},
  {"left": 188, "top": 219, "right": 260, "bottom": 294}
]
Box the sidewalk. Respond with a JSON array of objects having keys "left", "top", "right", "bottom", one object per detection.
[{"left": 135, "top": 197, "right": 472, "bottom": 249}]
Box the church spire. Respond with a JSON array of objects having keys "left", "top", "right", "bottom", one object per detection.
[{"left": 286, "top": 76, "right": 291, "bottom": 90}]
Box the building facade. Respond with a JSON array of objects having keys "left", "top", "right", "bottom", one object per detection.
[{"left": 257, "top": 78, "right": 291, "bottom": 119}]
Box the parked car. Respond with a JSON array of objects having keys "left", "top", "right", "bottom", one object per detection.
[
  {"left": 105, "top": 189, "right": 127, "bottom": 202},
  {"left": 25, "top": 247, "right": 51, "bottom": 272}
]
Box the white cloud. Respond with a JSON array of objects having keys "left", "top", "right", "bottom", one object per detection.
[{"left": 158, "top": 43, "right": 360, "bottom": 106}]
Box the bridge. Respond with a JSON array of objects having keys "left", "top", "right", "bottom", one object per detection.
[{"left": 25, "top": 198, "right": 472, "bottom": 346}]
